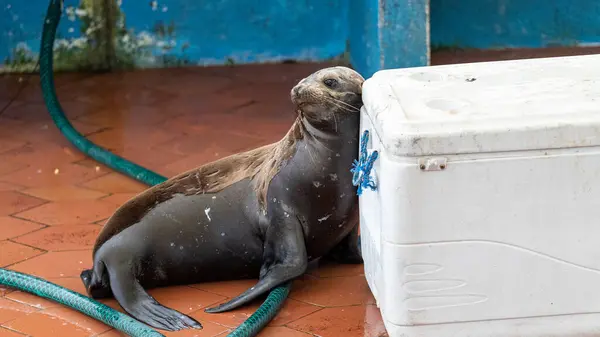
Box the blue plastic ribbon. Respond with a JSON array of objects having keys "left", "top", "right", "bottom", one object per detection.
[{"left": 351, "top": 130, "right": 379, "bottom": 196}]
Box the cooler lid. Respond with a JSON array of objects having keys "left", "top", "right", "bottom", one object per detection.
[{"left": 362, "top": 54, "right": 600, "bottom": 157}]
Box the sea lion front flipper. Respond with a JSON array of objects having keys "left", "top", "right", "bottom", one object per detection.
[
  {"left": 204, "top": 215, "right": 308, "bottom": 314},
  {"left": 322, "top": 222, "right": 363, "bottom": 264},
  {"left": 107, "top": 265, "right": 202, "bottom": 331}
]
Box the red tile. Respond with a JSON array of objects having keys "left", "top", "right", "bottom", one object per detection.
[
  {"left": 13, "top": 225, "right": 101, "bottom": 251},
  {"left": 0, "top": 101, "right": 98, "bottom": 124},
  {"left": 4, "top": 291, "right": 58, "bottom": 311},
  {"left": 80, "top": 173, "right": 148, "bottom": 194},
  {"left": 0, "top": 192, "right": 47, "bottom": 216},
  {"left": 191, "top": 280, "right": 257, "bottom": 298},
  {"left": 0, "top": 297, "right": 39, "bottom": 324},
  {"left": 1, "top": 73, "right": 87, "bottom": 104},
  {"left": 162, "top": 95, "right": 252, "bottom": 120},
  {"left": 287, "top": 305, "right": 387, "bottom": 337},
  {"left": 72, "top": 85, "right": 176, "bottom": 110},
  {"left": 0, "top": 143, "right": 86, "bottom": 168},
  {"left": 161, "top": 148, "right": 225, "bottom": 176},
  {"left": 8, "top": 121, "right": 106, "bottom": 149},
  {"left": 308, "top": 263, "right": 365, "bottom": 278},
  {"left": 3, "top": 306, "right": 112, "bottom": 337},
  {"left": 142, "top": 286, "right": 224, "bottom": 314},
  {"left": 95, "top": 329, "right": 123, "bottom": 337},
  {"left": 0, "top": 327, "right": 26, "bottom": 337},
  {"left": 192, "top": 280, "right": 321, "bottom": 327},
  {"left": 155, "top": 131, "right": 267, "bottom": 158},
  {"left": 192, "top": 297, "right": 320, "bottom": 328},
  {"left": 256, "top": 327, "right": 313, "bottom": 337},
  {"left": 44, "top": 277, "right": 87, "bottom": 296},
  {"left": 0, "top": 217, "right": 45, "bottom": 241},
  {"left": 0, "top": 163, "right": 107, "bottom": 188},
  {"left": 84, "top": 125, "right": 177, "bottom": 150},
  {"left": 0, "top": 182, "right": 25, "bottom": 192},
  {"left": 14, "top": 200, "right": 117, "bottom": 226},
  {"left": 99, "top": 193, "right": 138, "bottom": 206},
  {"left": 152, "top": 71, "right": 234, "bottom": 97},
  {"left": 0, "top": 241, "right": 45, "bottom": 267},
  {"left": 21, "top": 185, "right": 107, "bottom": 201},
  {"left": 161, "top": 320, "right": 229, "bottom": 337},
  {"left": 52, "top": 99, "right": 108, "bottom": 119},
  {"left": 6, "top": 278, "right": 88, "bottom": 311},
  {"left": 0, "top": 285, "right": 15, "bottom": 297},
  {"left": 289, "top": 276, "right": 375, "bottom": 307},
  {"left": 112, "top": 147, "right": 185, "bottom": 172},
  {"left": 0, "top": 161, "right": 28, "bottom": 179},
  {"left": 97, "top": 319, "right": 228, "bottom": 337},
  {"left": 72, "top": 158, "right": 110, "bottom": 171},
  {"left": 8, "top": 250, "right": 93, "bottom": 279},
  {"left": 0, "top": 139, "right": 27, "bottom": 156}
]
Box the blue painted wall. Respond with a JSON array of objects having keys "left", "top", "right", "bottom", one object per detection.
[
  {"left": 348, "top": 0, "right": 429, "bottom": 78},
  {"left": 431, "top": 0, "right": 600, "bottom": 49},
  {"left": 118, "top": 0, "right": 349, "bottom": 66},
  {"left": 1, "top": 0, "right": 349, "bottom": 71},
  {"left": 4, "top": 0, "right": 600, "bottom": 75},
  {"left": 2, "top": 1, "right": 73, "bottom": 67},
  {"left": 348, "top": 0, "right": 381, "bottom": 78}
]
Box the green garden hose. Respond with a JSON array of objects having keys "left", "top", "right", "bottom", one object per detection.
[
  {"left": 0, "top": 0, "right": 291, "bottom": 336},
  {"left": 0, "top": 269, "right": 164, "bottom": 337}
]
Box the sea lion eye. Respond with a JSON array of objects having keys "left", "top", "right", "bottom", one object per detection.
[{"left": 323, "top": 78, "right": 338, "bottom": 88}]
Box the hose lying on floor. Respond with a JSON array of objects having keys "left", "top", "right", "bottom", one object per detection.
[{"left": 0, "top": 0, "right": 291, "bottom": 336}]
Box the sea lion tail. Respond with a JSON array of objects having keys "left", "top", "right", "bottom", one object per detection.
[{"left": 80, "top": 261, "right": 112, "bottom": 299}]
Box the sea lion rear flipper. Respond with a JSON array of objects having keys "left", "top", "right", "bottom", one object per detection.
[
  {"left": 205, "top": 215, "right": 308, "bottom": 313},
  {"left": 107, "top": 265, "right": 202, "bottom": 331}
]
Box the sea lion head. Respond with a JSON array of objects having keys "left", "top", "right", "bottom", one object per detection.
[{"left": 291, "top": 66, "right": 365, "bottom": 125}]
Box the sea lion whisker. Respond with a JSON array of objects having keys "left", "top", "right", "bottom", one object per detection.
[
  {"left": 325, "top": 99, "right": 351, "bottom": 113},
  {"left": 331, "top": 109, "right": 339, "bottom": 132},
  {"left": 327, "top": 99, "right": 356, "bottom": 114},
  {"left": 306, "top": 145, "right": 317, "bottom": 165},
  {"left": 328, "top": 97, "right": 360, "bottom": 112},
  {"left": 205, "top": 170, "right": 221, "bottom": 178}
]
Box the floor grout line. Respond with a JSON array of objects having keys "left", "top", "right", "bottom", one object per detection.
[
  {"left": 0, "top": 249, "right": 47, "bottom": 269},
  {"left": 6, "top": 195, "right": 52, "bottom": 219}
]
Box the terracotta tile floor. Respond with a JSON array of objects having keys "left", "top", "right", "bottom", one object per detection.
[
  {"left": 1, "top": 46, "right": 598, "bottom": 337},
  {"left": 0, "top": 62, "right": 387, "bottom": 337}
]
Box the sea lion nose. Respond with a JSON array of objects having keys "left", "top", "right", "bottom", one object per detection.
[{"left": 292, "top": 85, "right": 302, "bottom": 97}]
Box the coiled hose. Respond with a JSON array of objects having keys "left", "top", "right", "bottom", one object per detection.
[{"left": 0, "top": 0, "right": 291, "bottom": 336}]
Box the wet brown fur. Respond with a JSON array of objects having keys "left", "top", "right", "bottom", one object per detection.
[{"left": 93, "top": 118, "right": 304, "bottom": 254}]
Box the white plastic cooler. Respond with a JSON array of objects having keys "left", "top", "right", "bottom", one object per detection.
[{"left": 359, "top": 54, "right": 600, "bottom": 337}]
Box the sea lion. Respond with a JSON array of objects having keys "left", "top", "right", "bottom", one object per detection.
[{"left": 80, "top": 66, "right": 365, "bottom": 331}]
